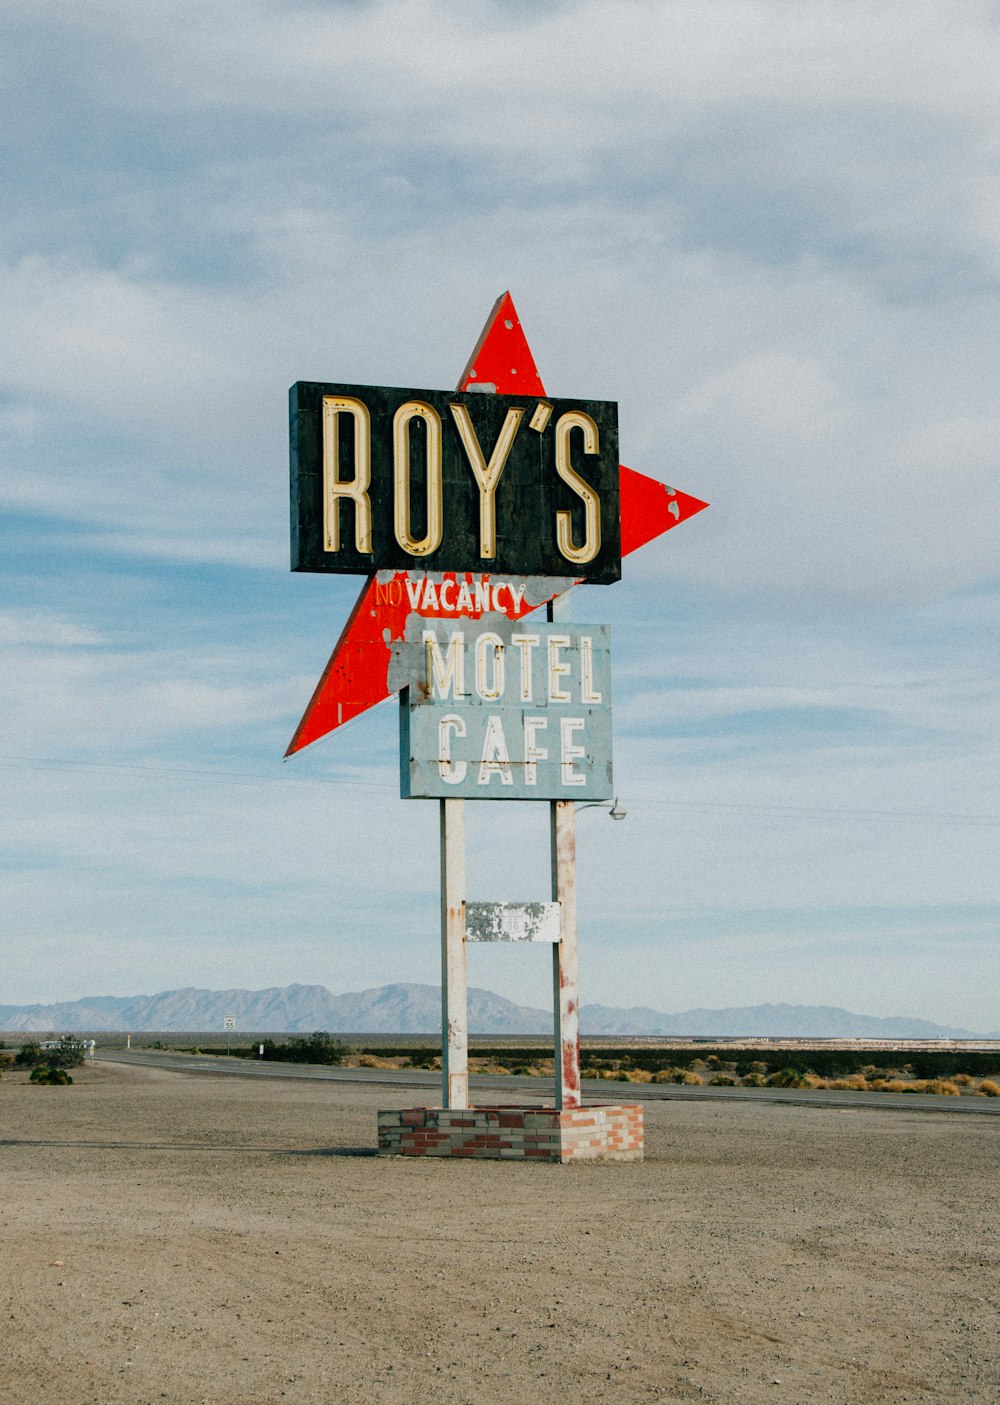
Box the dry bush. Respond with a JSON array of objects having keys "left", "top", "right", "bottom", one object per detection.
[
  {"left": 952, "top": 1073, "right": 975, "bottom": 1086},
  {"left": 740, "top": 1072, "right": 767, "bottom": 1087},
  {"left": 827, "top": 1076, "right": 869, "bottom": 1091},
  {"left": 976, "top": 1080, "right": 1000, "bottom": 1097},
  {"left": 708, "top": 1073, "right": 737, "bottom": 1086},
  {"left": 652, "top": 1068, "right": 703, "bottom": 1085},
  {"left": 925, "top": 1080, "right": 961, "bottom": 1096},
  {"left": 623, "top": 1069, "right": 653, "bottom": 1083},
  {"left": 767, "top": 1068, "right": 810, "bottom": 1089}
]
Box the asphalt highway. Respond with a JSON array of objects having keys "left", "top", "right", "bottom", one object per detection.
[{"left": 95, "top": 1049, "right": 1000, "bottom": 1116}]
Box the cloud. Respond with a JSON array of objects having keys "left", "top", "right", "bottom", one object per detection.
[
  {"left": 0, "top": 611, "right": 107, "bottom": 646},
  {"left": 1, "top": 2, "right": 998, "bottom": 1026}
]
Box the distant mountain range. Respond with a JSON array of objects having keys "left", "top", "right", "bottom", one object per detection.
[{"left": 0, "top": 982, "right": 985, "bottom": 1038}]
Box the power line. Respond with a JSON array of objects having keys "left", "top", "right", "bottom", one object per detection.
[
  {"left": 0, "top": 752, "right": 396, "bottom": 793},
  {"left": 623, "top": 796, "right": 999, "bottom": 828},
  {"left": 0, "top": 752, "right": 995, "bottom": 826}
]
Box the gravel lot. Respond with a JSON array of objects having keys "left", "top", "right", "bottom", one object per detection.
[{"left": 2, "top": 1061, "right": 997, "bottom": 1404}]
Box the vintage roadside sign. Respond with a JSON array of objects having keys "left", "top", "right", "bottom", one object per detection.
[
  {"left": 290, "top": 382, "right": 621, "bottom": 583},
  {"left": 285, "top": 292, "right": 710, "bottom": 1137},
  {"left": 284, "top": 293, "right": 707, "bottom": 756},
  {"left": 396, "top": 619, "right": 612, "bottom": 800}
]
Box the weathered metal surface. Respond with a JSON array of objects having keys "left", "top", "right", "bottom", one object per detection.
[
  {"left": 440, "top": 797, "right": 469, "bottom": 1109},
  {"left": 284, "top": 571, "right": 574, "bottom": 756},
  {"left": 465, "top": 901, "right": 561, "bottom": 944},
  {"left": 397, "top": 618, "right": 613, "bottom": 801},
  {"left": 290, "top": 380, "right": 621, "bottom": 583},
  {"left": 551, "top": 798, "right": 581, "bottom": 1110},
  {"left": 284, "top": 293, "right": 707, "bottom": 754}
]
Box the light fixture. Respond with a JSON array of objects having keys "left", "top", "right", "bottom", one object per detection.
[{"left": 576, "top": 796, "right": 627, "bottom": 821}]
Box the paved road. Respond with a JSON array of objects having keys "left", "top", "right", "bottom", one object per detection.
[{"left": 95, "top": 1049, "right": 1000, "bottom": 1117}]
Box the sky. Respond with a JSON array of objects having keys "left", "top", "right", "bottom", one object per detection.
[{"left": 1, "top": 0, "right": 998, "bottom": 1031}]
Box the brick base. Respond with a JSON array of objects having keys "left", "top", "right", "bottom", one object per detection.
[{"left": 377, "top": 1104, "right": 643, "bottom": 1162}]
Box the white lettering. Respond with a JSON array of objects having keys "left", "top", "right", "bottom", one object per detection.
[
  {"left": 404, "top": 576, "right": 423, "bottom": 610},
  {"left": 423, "top": 630, "right": 465, "bottom": 700},
  {"left": 523, "top": 716, "right": 548, "bottom": 786},
  {"left": 491, "top": 582, "right": 508, "bottom": 612},
  {"left": 560, "top": 717, "right": 587, "bottom": 787},
  {"left": 456, "top": 580, "right": 474, "bottom": 612},
  {"left": 420, "top": 579, "right": 439, "bottom": 611},
  {"left": 438, "top": 714, "right": 467, "bottom": 784},
  {"left": 547, "top": 634, "right": 571, "bottom": 702},
  {"left": 439, "top": 578, "right": 456, "bottom": 611},
  {"left": 509, "top": 581, "right": 526, "bottom": 614},
  {"left": 510, "top": 633, "right": 540, "bottom": 702},
  {"left": 474, "top": 580, "right": 490, "bottom": 613},
  {"left": 479, "top": 713, "right": 514, "bottom": 786},
  {"left": 581, "top": 635, "right": 602, "bottom": 703},
  {"left": 475, "top": 632, "right": 504, "bottom": 700}
]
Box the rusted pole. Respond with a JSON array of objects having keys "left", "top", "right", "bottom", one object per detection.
[
  {"left": 440, "top": 796, "right": 469, "bottom": 1109},
  {"left": 551, "top": 799, "right": 581, "bottom": 1109},
  {"left": 549, "top": 589, "right": 581, "bottom": 1110}
]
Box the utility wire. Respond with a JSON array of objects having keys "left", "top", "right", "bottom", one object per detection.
[{"left": 0, "top": 752, "right": 996, "bottom": 825}]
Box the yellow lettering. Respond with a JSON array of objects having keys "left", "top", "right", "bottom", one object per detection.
[
  {"left": 449, "top": 403, "right": 525, "bottom": 558},
  {"left": 322, "top": 396, "right": 372, "bottom": 554},
  {"left": 394, "top": 401, "right": 443, "bottom": 557},
  {"left": 554, "top": 411, "right": 601, "bottom": 565}
]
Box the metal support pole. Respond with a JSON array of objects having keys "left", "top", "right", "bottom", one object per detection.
[
  {"left": 551, "top": 799, "right": 581, "bottom": 1109},
  {"left": 440, "top": 796, "right": 469, "bottom": 1109},
  {"left": 548, "top": 587, "right": 581, "bottom": 1110}
]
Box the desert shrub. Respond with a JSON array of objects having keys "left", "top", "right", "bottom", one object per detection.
[
  {"left": 740, "top": 1072, "right": 767, "bottom": 1087},
  {"left": 976, "top": 1080, "right": 1000, "bottom": 1097},
  {"left": 260, "top": 1032, "right": 348, "bottom": 1066},
  {"left": 826, "top": 1076, "right": 868, "bottom": 1091},
  {"left": 709, "top": 1074, "right": 737, "bottom": 1086},
  {"left": 623, "top": 1069, "right": 653, "bottom": 1083},
  {"left": 926, "top": 1081, "right": 960, "bottom": 1096},
  {"left": 767, "top": 1068, "right": 810, "bottom": 1089},
  {"left": 952, "top": 1073, "right": 974, "bottom": 1086},
  {"left": 30, "top": 1065, "right": 72, "bottom": 1085},
  {"left": 14, "top": 1042, "right": 44, "bottom": 1069}
]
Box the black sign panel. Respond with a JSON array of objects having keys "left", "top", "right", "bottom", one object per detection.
[{"left": 290, "top": 381, "right": 620, "bottom": 583}]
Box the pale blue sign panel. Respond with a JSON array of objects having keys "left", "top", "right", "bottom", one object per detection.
[{"left": 397, "top": 616, "right": 612, "bottom": 801}]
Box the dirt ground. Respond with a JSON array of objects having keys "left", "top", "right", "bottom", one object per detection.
[{"left": 1, "top": 1062, "right": 997, "bottom": 1405}]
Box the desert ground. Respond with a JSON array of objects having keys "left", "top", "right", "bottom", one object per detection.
[{"left": 1, "top": 1061, "right": 997, "bottom": 1405}]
